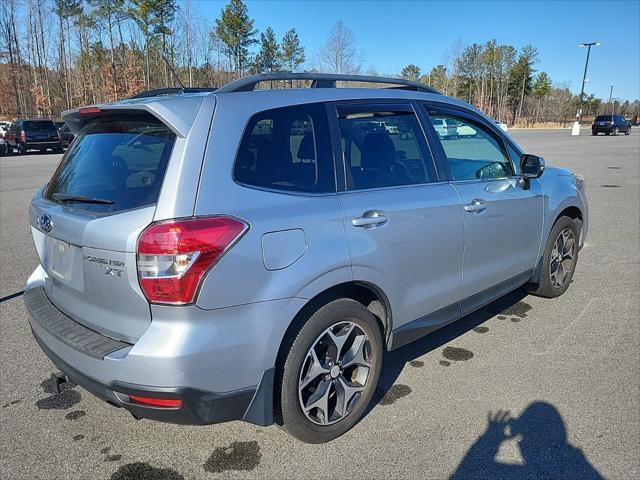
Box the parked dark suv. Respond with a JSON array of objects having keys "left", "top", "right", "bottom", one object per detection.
[
  {"left": 5, "top": 119, "right": 63, "bottom": 154},
  {"left": 591, "top": 115, "right": 631, "bottom": 136}
]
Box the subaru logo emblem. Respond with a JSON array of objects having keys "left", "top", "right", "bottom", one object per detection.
[{"left": 37, "top": 213, "right": 52, "bottom": 233}]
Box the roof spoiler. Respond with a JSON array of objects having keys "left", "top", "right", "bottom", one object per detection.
[{"left": 61, "top": 95, "right": 207, "bottom": 138}]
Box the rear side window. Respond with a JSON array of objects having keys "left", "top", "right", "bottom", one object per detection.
[
  {"left": 337, "top": 107, "right": 437, "bottom": 190},
  {"left": 234, "top": 103, "right": 334, "bottom": 193},
  {"left": 45, "top": 113, "right": 175, "bottom": 213}
]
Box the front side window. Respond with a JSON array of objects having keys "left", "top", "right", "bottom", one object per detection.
[
  {"left": 233, "top": 103, "right": 334, "bottom": 193},
  {"left": 337, "top": 108, "right": 436, "bottom": 190},
  {"left": 428, "top": 110, "right": 513, "bottom": 181}
]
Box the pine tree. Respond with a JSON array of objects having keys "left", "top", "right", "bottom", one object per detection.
[
  {"left": 280, "top": 28, "right": 305, "bottom": 73},
  {"left": 254, "top": 27, "right": 281, "bottom": 74},
  {"left": 401, "top": 64, "right": 421, "bottom": 81},
  {"left": 215, "top": 0, "right": 257, "bottom": 76}
]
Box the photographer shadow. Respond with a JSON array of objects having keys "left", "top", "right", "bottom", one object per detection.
[{"left": 450, "top": 402, "right": 603, "bottom": 479}]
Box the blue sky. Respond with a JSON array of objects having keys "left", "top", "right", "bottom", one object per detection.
[{"left": 195, "top": 0, "right": 640, "bottom": 101}]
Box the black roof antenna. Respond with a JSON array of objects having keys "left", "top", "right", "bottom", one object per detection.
[{"left": 161, "top": 52, "right": 186, "bottom": 89}]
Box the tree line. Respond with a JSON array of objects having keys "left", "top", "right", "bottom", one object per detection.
[{"left": 1, "top": 0, "right": 637, "bottom": 125}]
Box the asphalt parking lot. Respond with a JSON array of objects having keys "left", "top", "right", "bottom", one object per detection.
[{"left": 1, "top": 129, "right": 639, "bottom": 480}]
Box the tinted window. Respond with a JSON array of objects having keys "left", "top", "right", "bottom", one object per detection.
[
  {"left": 337, "top": 108, "right": 436, "bottom": 190},
  {"left": 428, "top": 111, "right": 512, "bottom": 181},
  {"left": 45, "top": 113, "right": 175, "bottom": 213},
  {"left": 506, "top": 142, "right": 522, "bottom": 176},
  {"left": 595, "top": 116, "right": 612, "bottom": 122},
  {"left": 234, "top": 103, "right": 334, "bottom": 193},
  {"left": 24, "top": 120, "right": 57, "bottom": 131}
]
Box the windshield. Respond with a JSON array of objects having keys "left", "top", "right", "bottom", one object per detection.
[{"left": 44, "top": 113, "right": 175, "bottom": 213}]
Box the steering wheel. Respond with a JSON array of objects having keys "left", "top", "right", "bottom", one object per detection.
[{"left": 475, "top": 161, "right": 509, "bottom": 180}]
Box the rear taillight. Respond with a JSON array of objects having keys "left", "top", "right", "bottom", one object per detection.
[
  {"left": 137, "top": 217, "right": 247, "bottom": 304},
  {"left": 20, "top": 130, "right": 26, "bottom": 142}
]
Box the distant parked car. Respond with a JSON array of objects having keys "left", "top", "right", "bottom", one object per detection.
[
  {"left": 57, "top": 122, "right": 74, "bottom": 148},
  {"left": 0, "top": 131, "right": 6, "bottom": 156},
  {"left": 432, "top": 117, "right": 458, "bottom": 139},
  {"left": 495, "top": 120, "right": 509, "bottom": 132},
  {"left": 591, "top": 115, "right": 631, "bottom": 136},
  {"left": 4, "top": 119, "right": 63, "bottom": 154}
]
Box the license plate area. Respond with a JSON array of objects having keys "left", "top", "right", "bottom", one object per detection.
[{"left": 44, "top": 237, "right": 76, "bottom": 281}]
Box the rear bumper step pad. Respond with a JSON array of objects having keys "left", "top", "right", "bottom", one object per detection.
[{"left": 24, "top": 286, "right": 131, "bottom": 359}]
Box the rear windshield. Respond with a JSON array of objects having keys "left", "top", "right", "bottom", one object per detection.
[
  {"left": 24, "top": 120, "right": 57, "bottom": 131},
  {"left": 595, "top": 116, "right": 612, "bottom": 122},
  {"left": 45, "top": 113, "right": 175, "bottom": 213}
]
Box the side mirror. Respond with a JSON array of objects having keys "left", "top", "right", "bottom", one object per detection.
[{"left": 521, "top": 154, "right": 545, "bottom": 179}]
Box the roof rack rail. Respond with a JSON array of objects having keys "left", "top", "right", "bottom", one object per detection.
[
  {"left": 215, "top": 73, "right": 441, "bottom": 94},
  {"left": 131, "top": 87, "right": 217, "bottom": 99}
]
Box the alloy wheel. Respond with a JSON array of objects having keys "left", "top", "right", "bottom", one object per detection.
[
  {"left": 549, "top": 227, "right": 576, "bottom": 288},
  {"left": 298, "top": 321, "right": 372, "bottom": 426}
]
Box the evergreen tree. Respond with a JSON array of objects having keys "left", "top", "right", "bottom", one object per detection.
[
  {"left": 215, "top": 0, "right": 257, "bottom": 75},
  {"left": 254, "top": 27, "right": 280, "bottom": 74},
  {"left": 401, "top": 64, "right": 421, "bottom": 81},
  {"left": 280, "top": 28, "right": 305, "bottom": 73}
]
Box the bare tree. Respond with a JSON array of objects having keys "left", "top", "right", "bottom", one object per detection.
[{"left": 319, "top": 21, "right": 361, "bottom": 74}]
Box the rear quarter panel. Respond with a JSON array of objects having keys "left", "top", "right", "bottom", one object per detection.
[{"left": 193, "top": 94, "right": 352, "bottom": 310}]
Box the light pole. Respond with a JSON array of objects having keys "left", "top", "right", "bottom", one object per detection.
[
  {"left": 572, "top": 42, "right": 600, "bottom": 136},
  {"left": 607, "top": 85, "right": 614, "bottom": 113}
]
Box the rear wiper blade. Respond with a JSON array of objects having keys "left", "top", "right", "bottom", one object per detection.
[{"left": 52, "top": 193, "right": 114, "bottom": 205}]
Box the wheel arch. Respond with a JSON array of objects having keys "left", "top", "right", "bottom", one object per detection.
[
  {"left": 276, "top": 281, "right": 393, "bottom": 368},
  {"left": 531, "top": 204, "right": 584, "bottom": 287}
]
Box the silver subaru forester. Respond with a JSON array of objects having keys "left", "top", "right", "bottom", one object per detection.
[{"left": 24, "top": 73, "right": 588, "bottom": 443}]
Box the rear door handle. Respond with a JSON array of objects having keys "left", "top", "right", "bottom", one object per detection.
[
  {"left": 464, "top": 199, "right": 487, "bottom": 213},
  {"left": 352, "top": 212, "right": 388, "bottom": 229}
]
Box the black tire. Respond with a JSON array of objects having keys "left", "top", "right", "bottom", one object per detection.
[
  {"left": 53, "top": 146, "right": 63, "bottom": 154},
  {"left": 530, "top": 216, "right": 580, "bottom": 298},
  {"left": 591, "top": 131, "right": 597, "bottom": 136},
  {"left": 275, "top": 298, "right": 384, "bottom": 443},
  {"left": 17, "top": 142, "right": 27, "bottom": 155},
  {"left": 613, "top": 127, "right": 619, "bottom": 136}
]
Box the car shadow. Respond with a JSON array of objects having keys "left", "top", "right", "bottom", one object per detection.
[
  {"left": 449, "top": 401, "right": 603, "bottom": 479},
  {"left": 368, "top": 287, "right": 529, "bottom": 409}
]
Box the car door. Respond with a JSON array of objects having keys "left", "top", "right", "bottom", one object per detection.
[
  {"left": 422, "top": 104, "right": 544, "bottom": 314},
  {"left": 329, "top": 101, "right": 464, "bottom": 339}
]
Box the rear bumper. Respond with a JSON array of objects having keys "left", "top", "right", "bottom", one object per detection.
[
  {"left": 25, "top": 141, "right": 61, "bottom": 149},
  {"left": 591, "top": 126, "right": 613, "bottom": 133},
  {"left": 32, "top": 326, "right": 259, "bottom": 425},
  {"left": 24, "top": 281, "right": 293, "bottom": 426}
]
